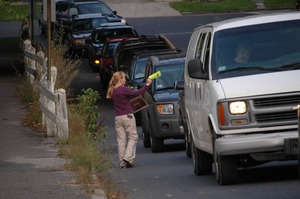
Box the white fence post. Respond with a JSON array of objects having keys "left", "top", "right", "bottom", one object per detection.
[
  {"left": 46, "top": 66, "right": 57, "bottom": 137},
  {"left": 24, "top": 42, "right": 69, "bottom": 140},
  {"left": 56, "top": 88, "right": 69, "bottom": 140}
]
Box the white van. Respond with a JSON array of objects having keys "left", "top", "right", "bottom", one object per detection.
[{"left": 184, "top": 12, "right": 300, "bottom": 185}]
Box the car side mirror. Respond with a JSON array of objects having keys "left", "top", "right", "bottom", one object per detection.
[
  {"left": 113, "top": 11, "right": 117, "bottom": 15},
  {"left": 174, "top": 80, "right": 184, "bottom": 90},
  {"left": 187, "top": 58, "right": 208, "bottom": 79},
  {"left": 107, "top": 64, "right": 116, "bottom": 71}
]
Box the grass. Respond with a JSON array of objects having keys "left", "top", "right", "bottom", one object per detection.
[
  {"left": 170, "top": 0, "right": 256, "bottom": 13},
  {"left": 0, "top": 3, "right": 41, "bottom": 22},
  {"left": 264, "top": 0, "right": 296, "bottom": 8},
  {"left": 170, "top": 0, "right": 295, "bottom": 13}
]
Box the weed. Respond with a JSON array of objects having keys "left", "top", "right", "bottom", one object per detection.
[{"left": 70, "top": 88, "right": 109, "bottom": 143}]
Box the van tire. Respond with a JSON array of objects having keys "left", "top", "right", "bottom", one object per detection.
[
  {"left": 191, "top": 136, "right": 213, "bottom": 175},
  {"left": 215, "top": 154, "right": 237, "bottom": 185},
  {"left": 212, "top": 130, "right": 237, "bottom": 185}
]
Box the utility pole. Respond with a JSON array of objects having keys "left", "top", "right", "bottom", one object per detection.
[
  {"left": 47, "top": 0, "right": 51, "bottom": 80},
  {"left": 30, "top": 0, "right": 34, "bottom": 41}
]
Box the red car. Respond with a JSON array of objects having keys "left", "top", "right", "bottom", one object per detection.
[{"left": 98, "top": 37, "right": 141, "bottom": 89}]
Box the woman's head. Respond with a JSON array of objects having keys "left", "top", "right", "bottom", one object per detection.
[{"left": 106, "top": 71, "right": 126, "bottom": 99}]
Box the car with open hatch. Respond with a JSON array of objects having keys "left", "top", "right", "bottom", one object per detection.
[
  {"left": 140, "top": 53, "right": 186, "bottom": 153},
  {"left": 103, "top": 35, "right": 176, "bottom": 86}
]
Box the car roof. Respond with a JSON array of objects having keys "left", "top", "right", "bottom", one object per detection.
[
  {"left": 105, "top": 36, "right": 141, "bottom": 43},
  {"left": 75, "top": 13, "right": 106, "bottom": 19},
  {"left": 117, "top": 36, "right": 173, "bottom": 53},
  {"left": 199, "top": 12, "right": 300, "bottom": 32},
  {"left": 135, "top": 49, "right": 183, "bottom": 59},
  {"left": 150, "top": 53, "right": 186, "bottom": 66},
  {"left": 94, "top": 22, "right": 130, "bottom": 29},
  {"left": 75, "top": 1, "right": 105, "bottom": 5}
]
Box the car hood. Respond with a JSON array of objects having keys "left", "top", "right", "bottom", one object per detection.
[
  {"left": 106, "top": 15, "right": 123, "bottom": 22},
  {"left": 153, "top": 90, "right": 180, "bottom": 102},
  {"left": 72, "top": 31, "right": 92, "bottom": 39},
  {"left": 219, "top": 70, "right": 300, "bottom": 99}
]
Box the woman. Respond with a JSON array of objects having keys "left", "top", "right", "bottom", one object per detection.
[{"left": 107, "top": 71, "right": 152, "bottom": 168}]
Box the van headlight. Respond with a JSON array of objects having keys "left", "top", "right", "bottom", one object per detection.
[
  {"left": 229, "top": 101, "right": 247, "bottom": 114},
  {"left": 157, "top": 104, "right": 173, "bottom": 114}
]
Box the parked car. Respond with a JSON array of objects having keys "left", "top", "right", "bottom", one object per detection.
[
  {"left": 65, "top": 13, "right": 108, "bottom": 56},
  {"left": 296, "top": 105, "right": 300, "bottom": 177},
  {"left": 39, "top": 0, "right": 126, "bottom": 38},
  {"left": 104, "top": 35, "right": 176, "bottom": 86},
  {"left": 184, "top": 12, "right": 300, "bottom": 185},
  {"left": 126, "top": 49, "right": 183, "bottom": 126},
  {"left": 174, "top": 79, "right": 190, "bottom": 158},
  {"left": 127, "top": 49, "right": 183, "bottom": 90},
  {"left": 86, "top": 23, "right": 139, "bottom": 72},
  {"left": 141, "top": 53, "right": 186, "bottom": 153},
  {"left": 98, "top": 36, "right": 141, "bottom": 87}
]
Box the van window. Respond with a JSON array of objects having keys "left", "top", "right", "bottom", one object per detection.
[
  {"left": 195, "top": 33, "right": 206, "bottom": 59},
  {"left": 212, "top": 19, "right": 300, "bottom": 79},
  {"left": 203, "top": 33, "right": 211, "bottom": 73}
]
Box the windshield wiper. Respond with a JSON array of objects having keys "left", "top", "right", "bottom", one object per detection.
[
  {"left": 279, "top": 63, "right": 300, "bottom": 70},
  {"left": 156, "top": 87, "right": 174, "bottom": 91},
  {"left": 219, "top": 66, "right": 278, "bottom": 74}
]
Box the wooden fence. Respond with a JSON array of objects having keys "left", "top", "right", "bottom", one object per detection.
[{"left": 23, "top": 40, "right": 69, "bottom": 140}]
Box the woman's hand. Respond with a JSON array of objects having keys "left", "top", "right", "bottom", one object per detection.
[{"left": 146, "top": 78, "right": 152, "bottom": 86}]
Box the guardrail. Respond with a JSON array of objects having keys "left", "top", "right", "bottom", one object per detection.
[{"left": 23, "top": 40, "right": 69, "bottom": 140}]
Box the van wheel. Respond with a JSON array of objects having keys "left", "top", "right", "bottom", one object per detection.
[
  {"left": 150, "top": 129, "right": 164, "bottom": 153},
  {"left": 212, "top": 131, "right": 237, "bottom": 185},
  {"left": 184, "top": 129, "right": 191, "bottom": 158},
  {"left": 191, "top": 136, "right": 213, "bottom": 175}
]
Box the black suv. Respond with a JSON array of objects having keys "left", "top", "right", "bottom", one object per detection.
[
  {"left": 65, "top": 13, "right": 108, "bottom": 55},
  {"left": 126, "top": 49, "right": 183, "bottom": 126},
  {"left": 141, "top": 53, "right": 186, "bottom": 153},
  {"left": 39, "top": 0, "right": 126, "bottom": 37}
]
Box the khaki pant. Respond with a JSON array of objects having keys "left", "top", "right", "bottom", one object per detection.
[{"left": 115, "top": 114, "right": 138, "bottom": 166}]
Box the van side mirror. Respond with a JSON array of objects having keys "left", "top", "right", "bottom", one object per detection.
[{"left": 187, "top": 58, "right": 208, "bottom": 79}]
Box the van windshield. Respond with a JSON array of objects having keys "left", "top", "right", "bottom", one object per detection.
[{"left": 212, "top": 19, "right": 300, "bottom": 79}]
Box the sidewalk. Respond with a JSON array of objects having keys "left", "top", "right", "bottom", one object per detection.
[{"left": 0, "top": 44, "right": 102, "bottom": 198}]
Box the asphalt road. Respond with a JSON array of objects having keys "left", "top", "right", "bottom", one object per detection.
[
  {"left": 1, "top": 4, "right": 300, "bottom": 199},
  {"left": 68, "top": 13, "right": 300, "bottom": 199}
]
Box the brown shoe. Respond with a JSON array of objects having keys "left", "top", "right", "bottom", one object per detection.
[{"left": 123, "top": 159, "right": 134, "bottom": 168}]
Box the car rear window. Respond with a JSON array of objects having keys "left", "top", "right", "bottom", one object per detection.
[
  {"left": 77, "top": 2, "right": 113, "bottom": 15},
  {"left": 93, "top": 28, "right": 138, "bottom": 44}
]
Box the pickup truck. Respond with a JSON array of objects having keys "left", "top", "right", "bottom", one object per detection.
[{"left": 184, "top": 12, "right": 300, "bottom": 185}]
